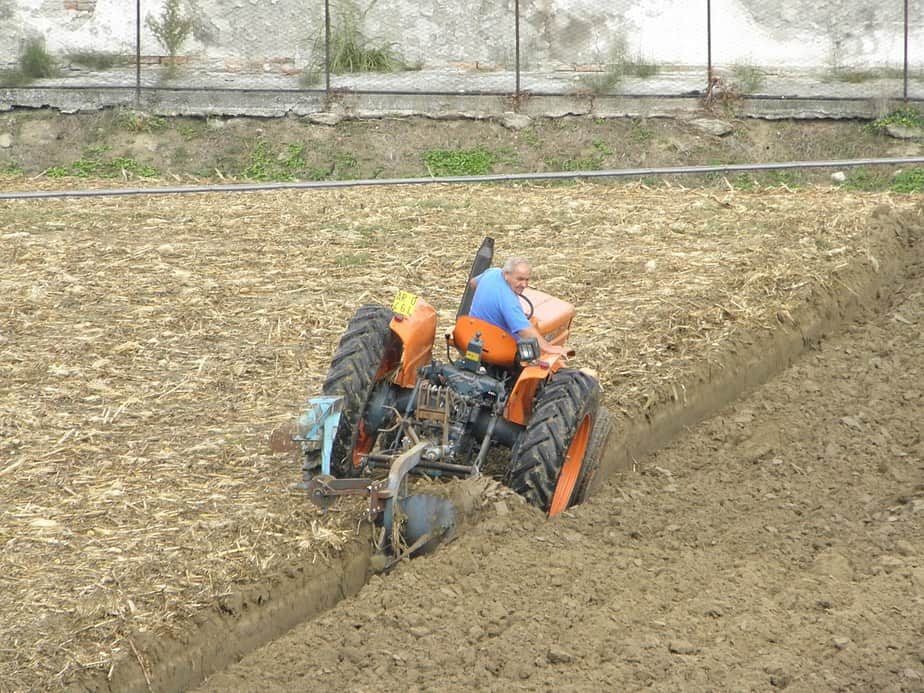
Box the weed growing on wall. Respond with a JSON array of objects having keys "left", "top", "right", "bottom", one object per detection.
[
  {"left": 300, "top": 0, "right": 408, "bottom": 82},
  {"left": 577, "top": 38, "right": 660, "bottom": 96},
  {"left": 0, "top": 37, "right": 58, "bottom": 86},
  {"left": 729, "top": 62, "right": 766, "bottom": 94},
  {"left": 146, "top": 0, "right": 194, "bottom": 73},
  {"left": 65, "top": 51, "right": 122, "bottom": 71},
  {"left": 20, "top": 38, "right": 57, "bottom": 78}
]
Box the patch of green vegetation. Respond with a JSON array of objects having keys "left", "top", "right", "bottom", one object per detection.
[
  {"left": 242, "top": 140, "right": 307, "bottom": 181},
  {"left": 332, "top": 151, "right": 359, "bottom": 178},
  {"left": 0, "top": 162, "right": 24, "bottom": 176},
  {"left": 763, "top": 169, "right": 802, "bottom": 188},
  {"left": 66, "top": 50, "right": 121, "bottom": 71},
  {"left": 840, "top": 167, "right": 888, "bottom": 191},
  {"left": 335, "top": 253, "right": 369, "bottom": 267},
  {"left": 45, "top": 147, "right": 159, "bottom": 179},
  {"left": 423, "top": 147, "right": 495, "bottom": 177},
  {"left": 178, "top": 120, "right": 208, "bottom": 140},
  {"left": 354, "top": 225, "right": 390, "bottom": 247},
  {"left": 0, "top": 37, "right": 58, "bottom": 86},
  {"left": 20, "top": 38, "right": 57, "bottom": 78},
  {"left": 146, "top": 0, "right": 194, "bottom": 61},
  {"left": 544, "top": 155, "right": 604, "bottom": 172},
  {"left": 627, "top": 119, "right": 654, "bottom": 144},
  {"left": 621, "top": 53, "right": 660, "bottom": 79},
  {"left": 592, "top": 139, "right": 613, "bottom": 156},
  {"left": 890, "top": 167, "right": 924, "bottom": 193},
  {"left": 114, "top": 108, "right": 168, "bottom": 133},
  {"left": 414, "top": 198, "right": 453, "bottom": 209},
  {"left": 305, "top": 0, "right": 407, "bottom": 75},
  {"left": 729, "top": 62, "right": 766, "bottom": 94},
  {"left": 730, "top": 173, "right": 758, "bottom": 191},
  {"left": 578, "top": 41, "right": 661, "bottom": 95},
  {"left": 578, "top": 70, "right": 622, "bottom": 96},
  {"left": 867, "top": 106, "right": 924, "bottom": 133},
  {"left": 519, "top": 127, "right": 541, "bottom": 147}
]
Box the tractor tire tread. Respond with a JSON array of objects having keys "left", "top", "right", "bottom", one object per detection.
[
  {"left": 507, "top": 368, "right": 602, "bottom": 512},
  {"left": 321, "top": 304, "right": 395, "bottom": 477}
]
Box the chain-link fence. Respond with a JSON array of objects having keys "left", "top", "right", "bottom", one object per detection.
[{"left": 0, "top": 0, "right": 921, "bottom": 107}]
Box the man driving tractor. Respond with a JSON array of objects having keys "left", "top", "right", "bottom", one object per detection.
[{"left": 469, "top": 257, "right": 567, "bottom": 356}]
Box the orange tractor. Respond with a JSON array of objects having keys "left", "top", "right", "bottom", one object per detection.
[{"left": 295, "top": 237, "right": 611, "bottom": 557}]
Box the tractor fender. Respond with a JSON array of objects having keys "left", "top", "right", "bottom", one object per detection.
[
  {"left": 504, "top": 355, "right": 567, "bottom": 425},
  {"left": 389, "top": 298, "right": 438, "bottom": 388}
]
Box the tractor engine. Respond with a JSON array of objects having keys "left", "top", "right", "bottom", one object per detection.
[{"left": 402, "top": 361, "right": 507, "bottom": 466}]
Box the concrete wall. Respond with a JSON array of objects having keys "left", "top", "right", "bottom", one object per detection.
[{"left": 0, "top": 0, "right": 919, "bottom": 72}]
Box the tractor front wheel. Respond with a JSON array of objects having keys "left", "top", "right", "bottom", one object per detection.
[
  {"left": 507, "top": 369, "right": 604, "bottom": 516},
  {"left": 321, "top": 305, "right": 401, "bottom": 477}
]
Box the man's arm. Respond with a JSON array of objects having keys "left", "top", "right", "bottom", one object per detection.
[{"left": 517, "top": 324, "right": 566, "bottom": 356}]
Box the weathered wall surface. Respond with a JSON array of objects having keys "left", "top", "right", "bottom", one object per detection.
[{"left": 0, "top": 0, "right": 919, "bottom": 72}]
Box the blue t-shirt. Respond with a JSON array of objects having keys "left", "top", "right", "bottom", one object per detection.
[{"left": 469, "top": 267, "right": 531, "bottom": 337}]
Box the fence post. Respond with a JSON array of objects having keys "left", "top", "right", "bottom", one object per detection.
[
  {"left": 325, "top": 0, "right": 331, "bottom": 96},
  {"left": 135, "top": 0, "right": 141, "bottom": 108},
  {"left": 515, "top": 0, "right": 521, "bottom": 102},
  {"left": 706, "top": 0, "right": 713, "bottom": 89},
  {"left": 904, "top": 0, "right": 909, "bottom": 101}
]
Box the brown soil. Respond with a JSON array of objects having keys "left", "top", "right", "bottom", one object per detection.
[
  {"left": 196, "top": 221, "right": 924, "bottom": 691},
  {"left": 1, "top": 110, "right": 923, "bottom": 692}
]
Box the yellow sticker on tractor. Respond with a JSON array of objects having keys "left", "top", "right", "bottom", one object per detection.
[{"left": 391, "top": 290, "right": 418, "bottom": 317}]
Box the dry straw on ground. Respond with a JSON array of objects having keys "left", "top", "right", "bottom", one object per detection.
[{"left": 0, "top": 179, "right": 914, "bottom": 688}]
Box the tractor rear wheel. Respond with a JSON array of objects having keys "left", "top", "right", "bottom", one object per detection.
[
  {"left": 507, "top": 369, "right": 603, "bottom": 516},
  {"left": 321, "top": 305, "right": 401, "bottom": 477}
]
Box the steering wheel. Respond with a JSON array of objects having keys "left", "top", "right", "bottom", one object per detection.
[{"left": 519, "top": 293, "right": 534, "bottom": 320}]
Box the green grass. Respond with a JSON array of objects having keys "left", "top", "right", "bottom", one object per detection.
[
  {"left": 592, "top": 139, "right": 613, "bottom": 156},
  {"left": 890, "top": 168, "right": 924, "bottom": 193},
  {"left": 520, "top": 128, "right": 542, "bottom": 147},
  {"left": 544, "top": 155, "right": 604, "bottom": 172},
  {"left": 242, "top": 141, "right": 303, "bottom": 181},
  {"left": 867, "top": 106, "right": 924, "bottom": 133},
  {"left": 45, "top": 148, "right": 159, "bottom": 178},
  {"left": 763, "top": 169, "right": 802, "bottom": 188},
  {"left": 238, "top": 140, "right": 362, "bottom": 182},
  {"left": 335, "top": 253, "right": 369, "bottom": 267},
  {"left": 114, "top": 109, "right": 168, "bottom": 133},
  {"left": 423, "top": 147, "right": 496, "bottom": 177},
  {"left": 627, "top": 119, "right": 654, "bottom": 144},
  {"left": 836, "top": 166, "right": 924, "bottom": 192}
]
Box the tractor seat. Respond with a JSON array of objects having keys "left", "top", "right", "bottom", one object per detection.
[{"left": 451, "top": 316, "right": 518, "bottom": 367}]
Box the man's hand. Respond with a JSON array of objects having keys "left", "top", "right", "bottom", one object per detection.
[{"left": 519, "top": 325, "right": 566, "bottom": 356}]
